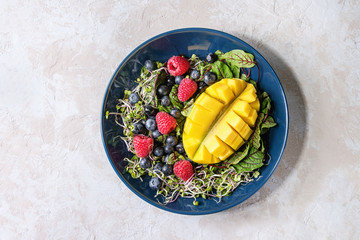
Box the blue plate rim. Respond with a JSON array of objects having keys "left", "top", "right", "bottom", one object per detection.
[{"left": 101, "top": 27, "right": 289, "bottom": 215}]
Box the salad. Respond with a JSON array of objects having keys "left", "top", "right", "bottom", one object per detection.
[{"left": 106, "top": 49, "right": 277, "bottom": 205}]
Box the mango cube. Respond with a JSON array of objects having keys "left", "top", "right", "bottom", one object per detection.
[
  {"left": 224, "top": 111, "right": 253, "bottom": 140},
  {"left": 206, "top": 82, "right": 235, "bottom": 104},
  {"left": 214, "top": 122, "right": 245, "bottom": 151},
  {"left": 250, "top": 98, "right": 260, "bottom": 111},
  {"left": 204, "top": 136, "right": 234, "bottom": 160},
  {"left": 182, "top": 133, "right": 201, "bottom": 158},
  {"left": 239, "top": 83, "right": 257, "bottom": 103},
  {"left": 223, "top": 78, "right": 247, "bottom": 96},
  {"left": 194, "top": 92, "right": 224, "bottom": 113}
]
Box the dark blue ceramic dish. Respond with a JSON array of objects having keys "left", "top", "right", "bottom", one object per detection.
[{"left": 101, "top": 28, "right": 288, "bottom": 215}]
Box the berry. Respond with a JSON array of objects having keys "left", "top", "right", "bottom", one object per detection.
[
  {"left": 166, "top": 76, "right": 175, "bottom": 87},
  {"left": 153, "top": 162, "right": 163, "bottom": 172},
  {"left": 153, "top": 147, "right": 164, "bottom": 157},
  {"left": 144, "top": 105, "right": 158, "bottom": 116},
  {"left": 161, "top": 96, "right": 171, "bottom": 106},
  {"left": 133, "top": 122, "right": 146, "bottom": 134},
  {"left": 167, "top": 56, "right": 190, "bottom": 76},
  {"left": 190, "top": 69, "right": 200, "bottom": 79},
  {"left": 173, "top": 160, "right": 194, "bottom": 181},
  {"left": 205, "top": 53, "right": 217, "bottom": 63},
  {"left": 152, "top": 130, "right": 162, "bottom": 139},
  {"left": 177, "top": 78, "right": 197, "bottom": 102},
  {"left": 133, "top": 135, "right": 153, "bottom": 157},
  {"left": 175, "top": 75, "right": 184, "bottom": 85},
  {"left": 155, "top": 112, "right": 177, "bottom": 135},
  {"left": 170, "top": 108, "right": 181, "bottom": 118},
  {"left": 198, "top": 81, "right": 207, "bottom": 90},
  {"left": 145, "top": 60, "right": 156, "bottom": 71},
  {"left": 164, "top": 145, "right": 174, "bottom": 154},
  {"left": 204, "top": 72, "right": 217, "bottom": 85},
  {"left": 175, "top": 143, "right": 185, "bottom": 154},
  {"left": 157, "top": 84, "right": 170, "bottom": 96},
  {"left": 162, "top": 164, "right": 173, "bottom": 175},
  {"left": 149, "top": 177, "right": 162, "bottom": 190},
  {"left": 166, "top": 135, "right": 178, "bottom": 147},
  {"left": 129, "top": 93, "right": 140, "bottom": 105},
  {"left": 139, "top": 157, "right": 151, "bottom": 169},
  {"left": 145, "top": 118, "right": 157, "bottom": 131}
]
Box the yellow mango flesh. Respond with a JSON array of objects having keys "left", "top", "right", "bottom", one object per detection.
[
  {"left": 239, "top": 83, "right": 257, "bottom": 103},
  {"left": 183, "top": 78, "right": 260, "bottom": 164},
  {"left": 250, "top": 98, "right": 260, "bottom": 112},
  {"left": 222, "top": 78, "right": 247, "bottom": 96}
]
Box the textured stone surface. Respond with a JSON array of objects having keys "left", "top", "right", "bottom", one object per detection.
[{"left": 1, "top": 0, "right": 359, "bottom": 239}]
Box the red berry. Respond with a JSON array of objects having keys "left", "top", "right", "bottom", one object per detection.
[
  {"left": 156, "top": 112, "right": 177, "bottom": 135},
  {"left": 167, "top": 56, "right": 190, "bottom": 76},
  {"left": 173, "top": 160, "right": 194, "bottom": 182},
  {"left": 177, "top": 78, "right": 197, "bottom": 102},
  {"left": 133, "top": 135, "right": 153, "bottom": 157}
]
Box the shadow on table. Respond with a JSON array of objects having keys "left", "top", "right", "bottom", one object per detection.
[{"left": 229, "top": 34, "right": 308, "bottom": 211}]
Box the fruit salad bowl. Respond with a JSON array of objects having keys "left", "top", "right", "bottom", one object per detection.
[{"left": 101, "top": 28, "right": 288, "bottom": 215}]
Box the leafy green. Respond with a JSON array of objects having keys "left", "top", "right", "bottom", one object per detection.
[
  {"left": 261, "top": 116, "right": 277, "bottom": 134},
  {"left": 224, "top": 143, "right": 250, "bottom": 165},
  {"left": 181, "top": 99, "right": 194, "bottom": 117},
  {"left": 233, "top": 147, "right": 264, "bottom": 172},
  {"left": 219, "top": 49, "right": 256, "bottom": 68},
  {"left": 210, "top": 61, "right": 233, "bottom": 80},
  {"left": 169, "top": 85, "right": 183, "bottom": 110}
]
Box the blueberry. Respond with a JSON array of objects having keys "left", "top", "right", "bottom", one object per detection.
[
  {"left": 162, "top": 164, "right": 173, "bottom": 175},
  {"left": 166, "top": 135, "right": 178, "bottom": 147},
  {"left": 133, "top": 122, "right": 146, "bottom": 134},
  {"left": 153, "top": 162, "right": 163, "bottom": 172},
  {"left": 157, "top": 84, "right": 170, "bottom": 96},
  {"left": 152, "top": 130, "right": 162, "bottom": 139},
  {"left": 144, "top": 105, "right": 157, "bottom": 117},
  {"left": 145, "top": 60, "right": 156, "bottom": 71},
  {"left": 170, "top": 108, "right": 181, "bottom": 118},
  {"left": 149, "top": 177, "right": 162, "bottom": 190},
  {"left": 153, "top": 147, "right": 164, "bottom": 157},
  {"left": 145, "top": 118, "right": 157, "bottom": 131},
  {"left": 129, "top": 93, "right": 140, "bottom": 105},
  {"left": 164, "top": 145, "right": 174, "bottom": 154},
  {"left": 204, "top": 72, "right": 217, "bottom": 85},
  {"left": 161, "top": 96, "right": 171, "bottom": 107},
  {"left": 205, "top": 53, "right": 217, "bottom": 63},
  {"left": 166, "top": 77, "right": 175, "bottom": 87},
  {"left": 198, "top": 81, "right": 207, "bottom": 90},
  {"left": 175, "top": 143, "right": 185, "bottom": 154},
  {"left": 190, "top": 69, "right": 200, "bottom": 80},
  {"left": 175, "top": 75, "right": 184, "bottom": 85},
  {"left": 139, "top": 157, "right": 151, "bottom": 169}
]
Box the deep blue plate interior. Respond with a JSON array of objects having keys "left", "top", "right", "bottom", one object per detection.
[{"left": 101, "top": 28, "right": 289, "bottom": 215}]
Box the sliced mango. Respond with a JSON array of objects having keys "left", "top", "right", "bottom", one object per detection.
[
  {"left": 183, "top": 133, "right": 200, "bottom": 158},
  {"left": 214, "top": 121, "right": 245, "bottom": 151},
  {"left": 206, "top": 82, "right": 235, "bottom": 104},
  {"left": 239, "top": 83, "right": 257, "bottom": 103},
  {"left": 194, "top": 92, "right": 224, "bottom": 113},
  {"left": 188, "top": 104, "right": 218, "bottom": 127},
  {"left": 204, "top": 136, "right": 234, "bottom": 161},
  {"left": 183, "top": 79, "right": 260, "bottom": 164},
  {"left": 222, "top": 78, "right": 247, "bottom": 96},
  {"left": 223, "top": 111, "right": 253, "bottom": 140},
  {"left": 250, "top": 98, "right": 260, "bottom": 111}
]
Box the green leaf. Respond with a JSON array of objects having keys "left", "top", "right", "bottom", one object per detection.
[
  {"left": 240, "top": 73, "right": 250, "bottom": 81},
  {"left": 210, "top": 61, "right": 233, "bottom": 80},
  {"left": 260, "top": 92, "right": 271, "bottom": 114},
  {"left": 181, "top": 99, "right": 195, "bottom": 117},
  {"left": 234, "top": 147, "right": 264, "bottom": 173},
  {"left": 169, "top": 85, "right": 183, "bottom": 110},
  {"left": 249, "top": 112, "right": 265, "bottom": 149},
  {"left": 220, "top": 50, "right": 256, "bottom": 68},
  {"left": 260, "top": 116, "right": 277, "bottom": 134},
  {"left": 224, "top": 143, "right": 250, "bottom": 165}
]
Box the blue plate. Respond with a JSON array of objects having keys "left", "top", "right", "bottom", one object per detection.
[{"left": 101, "top": 28, "right": 289, "bottom": 215}]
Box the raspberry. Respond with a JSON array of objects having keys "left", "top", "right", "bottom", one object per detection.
[
  {"left": 133, "top": 135, "right": 153, "bottom": 157},
  {"left": 173, "top": 160, "right": 194, "bottom": 182},
  {"left": 177, "top": 78, "right": 197, "bottom": 102},
  {"left": 167, "top": 56, "right": 190, "bottom": 76},
  {"left": 155, "top": 112, "right": 177, "bottom": 135}
]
